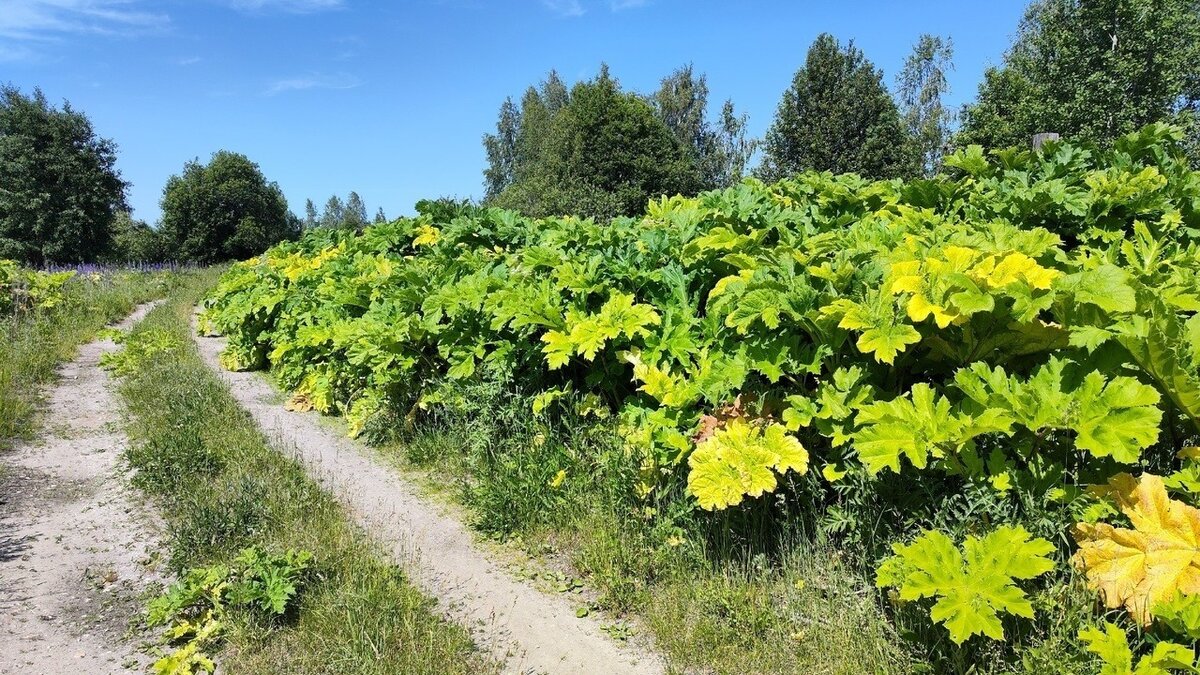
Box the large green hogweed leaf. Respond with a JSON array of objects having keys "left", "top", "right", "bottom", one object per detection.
[{"left": 876, "top": 525, "right": 1054, "bottom": 643}]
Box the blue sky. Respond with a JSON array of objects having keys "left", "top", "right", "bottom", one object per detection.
[{"left": 2, "top": 0, "right": 1029, "bottom": 223}]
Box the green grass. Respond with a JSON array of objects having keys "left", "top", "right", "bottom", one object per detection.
[
  {"left": 116, "top": 272, "right": 492, "bottom": 675},
  {"left": 562, "top": 510, "right": 915, "bottom": 674},
  {"left": 369, "top": 382, "right": 918, "bottom": 674},
  {"left": 644, "top": 549, "right": 907, "bottom": 674},
  {"left": 0, "top": 269, "right": 180, "bottom": 450},
  {"left": 371, "top": 378, "right": 1097, "bottom": 674}
]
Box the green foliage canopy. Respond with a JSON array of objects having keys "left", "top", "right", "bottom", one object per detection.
[
  {"left": 485, "top": 67, "right": 728, "bottom": 220},
  {"left": 958, "top": 0, "right": 1200, "bottom": 153},
  {"left": 160, "top": 151, "right": 299, "bottom": 263},
  {"left": 0, "top": 86, "right": 127, "bottom": 264}
]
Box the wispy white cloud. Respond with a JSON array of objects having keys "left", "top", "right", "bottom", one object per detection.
[
  {"left": 227, "top": 0, "right": 344, "bottom": 13},
  {"left": 176, "top": 55, "right": 201, "bottom": 65},
  {"left": 0, "top": 44, "right": 37, "bottom": 62},
  {"left": 541, "top": 0, "right": 584, "bottom": 17},
  {"left": 539, "top": 0, "right": 649, "bottom": 16},
  {"left": 0, "top": 0, "right": 168, "bottom": 42},
  {"left": 265, "top": 72, "right": 361, "bottom": 95},
  {"left": 0, "top": 0, "right": 344, "bottom": 63}
]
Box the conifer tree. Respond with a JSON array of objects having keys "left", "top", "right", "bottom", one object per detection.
[
  {"left": 760, "top": 34, "right": 913, "bottom": 180},
  {"left": 344, "top": 191, "right": 368, "bottom": 230},
  {"left": 304, "top": 198, "right": 318, "bottom": 229},
  {"left": 320, "top": 195, "right": 344, "bottom": 229}
]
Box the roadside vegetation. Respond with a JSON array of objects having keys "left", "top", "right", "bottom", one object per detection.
[
  {"left": 0, "top": 262, "right": 180, "bottom": 450},
  {"left": 6, "top": 1, "right": 1200, "bottom": 673},
  {"left": 395, "top": 394, "right": 913, "bottom": 673},
  {"left": 111, "top": 273, "right": 491, "bottom": 674},
  {"left": 201, "top": 125, "right": 1200, "bottom": 673}
]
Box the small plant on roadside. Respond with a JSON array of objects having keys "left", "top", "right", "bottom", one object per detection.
[
  {"left": 600, "top": 620, "right": 635, "bottom": 641},
  {"left": 101, "top": 327, "right": 178, "bottom": 375},
  {"left": 96, "top": 327, "right": 127, "bottom": 343},
  {"left": 145, "top": 547, "right": 313, "bottom": 675}
]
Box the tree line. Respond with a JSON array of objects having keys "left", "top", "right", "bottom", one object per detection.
[
  {"left": 481, "top": 64, "right": 756, "bottom": 220},
  {"left": 0, "top": 88, "right": 385, "bottom": 265},
  {"left": 0, "top": 86, "right": 298, "bottom": 265},
  {"left": 482, "top": 0, "right": 1200, "bottom": 219},
  {"left": 302, "top": 192, "right": 388, "bottom": 232},
  {"left": 1, "top": 0, "right": 1197, "bottom": 264}
]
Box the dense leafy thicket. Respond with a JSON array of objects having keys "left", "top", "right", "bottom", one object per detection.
[
  {"left": 0, "top": 260, "right": 74, "bottom": 314},
  {"left": 204, "top": 125, "right": 1200, "bottom": 664}
]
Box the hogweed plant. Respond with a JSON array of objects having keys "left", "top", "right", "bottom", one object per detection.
[{"left": 201, "top": 124, "right": 1200, "bottom": 666}]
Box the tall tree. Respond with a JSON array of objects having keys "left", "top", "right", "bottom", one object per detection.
[
  {"left": 759, "top": 34, "right": 914, "bottom": 180},
  {"left": 160, "top": 151, "right": 298, "bottom": 263},
  {"left": 483, "top": 71, "right": 580, "bottom": 201},
  {"left": 652, "top": 65, "right": 758, "bottom": 190},
  {"left": 373, "top": 207, "right": 388, "bottom": 224},
  {"left": 654, "top": 64, "right": 709, "bottom": 168},
  {"left": 344, "top": 191, "right": 368, "bottom": 230},
  {"left": 320, "top": 195, "right": 345, "bottom": 229},
  {"left": 483, "top": 97, "right": 521, "bottom": 199},
  {"left": 514, "top": 85, "right": 552, "bottom": 180},
  {"left": 541, "top": 70, "right": 570, "bottom": 115},
  {"left": 958, "top": 0, "right": 1200, "bottom": 152},
  {"left": 0, "top": 86, "right": 127, "bottom": 263},
  {"left": 897, "top": 35, "right": 955, "bottom": 176},
  {"left": 491, "top": 67, "right": 696, "bottom": 220},
  {"left": 304, "top": 198, "right": 319, "bottom": 230},
  {"left": 715, "top": 101, "right": 758, "bottom": 188}
]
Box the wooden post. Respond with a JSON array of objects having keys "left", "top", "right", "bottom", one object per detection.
[{"left": 1032, "top": 132, "right": 1060, "bottom": 151}]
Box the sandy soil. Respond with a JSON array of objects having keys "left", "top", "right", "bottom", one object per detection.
[
  {"left": 0, "top": 303, "right": 163, "bottom": 674},
  {"left": 193, "top": 322, "right": 666, "bottom": 675}
]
